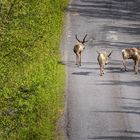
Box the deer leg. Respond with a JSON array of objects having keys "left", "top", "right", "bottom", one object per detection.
[
  {"left": 134, "top": 60, "right": 136, "bottom": 71},
  {"left": 102, "top": 65, "right": 105, "bottom": 74},
  {"left": 122, "top": 59, "right": 127, "bottom": 71},
  {"left": 100, "top": 67, "right": 102, "bottom": 76},
  {"left": 135, "top": 61, "right": 138, "bottom": 74},
  {"left": 76, "top": 53, "right": 80, "bottom": 66},
  {"left": 79, "top": 52, "right": 81, "bottom": 66},
  {"left": 76, "top": 54, "right": 78, "bottom": 65},
  {"left": 100, "top": 65, "right": 103, "bottom": 76}
]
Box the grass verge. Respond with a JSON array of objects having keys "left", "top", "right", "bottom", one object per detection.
[{"left": 0, "top": 0, "right": 68, "bottom": 139}]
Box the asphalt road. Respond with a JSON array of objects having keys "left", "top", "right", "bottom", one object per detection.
[{"left": 61, "top": 0, "right": 140, "bottom": 140}]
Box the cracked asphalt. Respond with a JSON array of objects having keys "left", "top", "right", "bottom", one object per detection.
[{"left": 61, "top": 0, "right": 140, "bottom": 140}]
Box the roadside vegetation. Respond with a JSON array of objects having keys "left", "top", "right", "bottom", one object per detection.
[{"left": 0, "top": 0, "right": 67, "bottom": 139}]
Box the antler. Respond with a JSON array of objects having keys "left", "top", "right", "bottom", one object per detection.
[
  {"left": 75, "top": 34, "right": 88, "bottom": 44},
  {"left": 82, "top": 34, "right": 88, "bottom": 44},
  {"left": 75, "top": 35, "right": 82, "bottom": 43}
]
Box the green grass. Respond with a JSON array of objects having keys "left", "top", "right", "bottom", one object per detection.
[{"left": 0, "top": 0, "right": 68, "bottom": 139}]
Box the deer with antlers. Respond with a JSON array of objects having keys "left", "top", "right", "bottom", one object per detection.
[{"left": 73, "top": 34, "right": 88, "bottom": 66}]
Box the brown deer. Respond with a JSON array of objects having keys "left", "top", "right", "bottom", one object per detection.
[
  {"left": 121, "top": 47, "right": 140, "bottom": 74},
  {"left": 97, "top": 50, "right": 113, "bottom": 76},
  {"left": 73, "top": 34, "right": 88, "bottom": 66}
]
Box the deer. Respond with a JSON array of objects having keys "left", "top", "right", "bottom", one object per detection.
[
  {"left": 121, "top": 47, "right": 140, "bottom": 74},
  {"left": 134, "top": 50, "right": 140, "bottom": 74},
  {"left": 73, "top": 34, "right": 88, "bottom": 66},
  {"left": 97, "top": 50, "right": 113, "bottom": 76}
]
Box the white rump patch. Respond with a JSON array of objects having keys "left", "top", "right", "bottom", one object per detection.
[{"left": 135, "top": 51, "right": 138, "bottom": 55}]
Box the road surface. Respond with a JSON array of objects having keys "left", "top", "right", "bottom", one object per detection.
[{"left": 61, "top": 0, "right": 140, "bottom": 139}]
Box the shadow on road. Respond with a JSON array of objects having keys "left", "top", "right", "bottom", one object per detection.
[
  {"left": 96, "top": 80, "right": 140, "bottom": 87},
  {"left": 89, "top": 105, "right": 140, "bottom": 139},
  {"left": 104, "top": 25, "right": 140, "bottom": 36},
  {"left": 68, "top": 0, "right": 140, "bottom": 21},
  {"left": 72, "top": 71, "right": 91, "bottom": 75},
  {"left": 111, "top": 130, "right": 140, "bottom": 135},
  {"left": 67, "top": 0, "right": 140, "bottom": 49},
  {"left": 114, "top": 97, "right": 140, "bottom": 101},
  {"left": 95, "top": 41, "right": 140, "bottom": 50},
  {"left": 88, "top": 136, "right": 140, "bottom": 139},
  {"left": 65, "top": 1, "right": 140, "bottom": 139}
]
